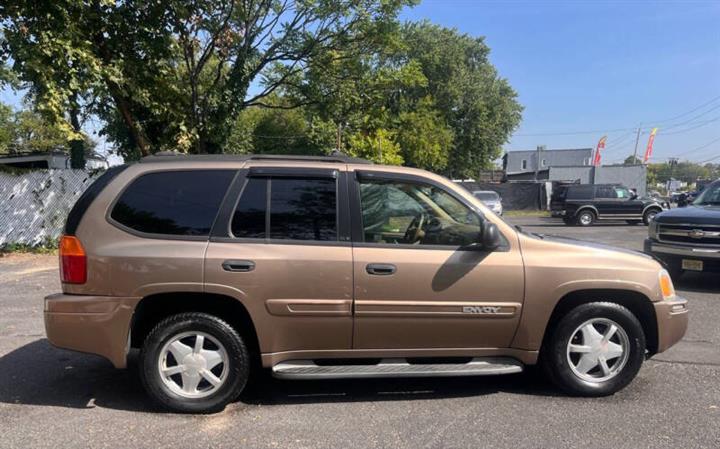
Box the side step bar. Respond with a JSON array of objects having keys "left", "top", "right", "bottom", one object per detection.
[{"left": 272, "top": 357, "right": 523, "bottom": 380}]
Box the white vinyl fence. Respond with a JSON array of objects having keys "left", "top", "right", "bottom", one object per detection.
[{"left": 0, "top": 169, "right": 103, "bottom": 246}]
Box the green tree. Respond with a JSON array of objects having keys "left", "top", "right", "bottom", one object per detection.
[
  {"left": 398, "top": 22, "right": 522, "bottom": 177},
  {"left": 1, "top": 0, "right": 411, "bottom": 160},
  {"left": 0, "top": 103, "right": 12, "bottom": 153},
  {"left": 396, "top": 98, "right": 453, "bottom": 171},
  {"left": 624, "top": 155, "right": 642, "bottom": 165},
  {"left": 0, "top": 102, "right": 77, "bottom": 155},
  {"left": 346, "top": 128, "right": 403, "bottom": 165}
]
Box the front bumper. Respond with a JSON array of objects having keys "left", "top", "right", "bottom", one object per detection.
[
  {"left": 653, "top": 296, "right": 688, "bottom": 354},
  {"left": 44, "top": 293, "right": 140, "bottom": 368},
  {"left": 644, "top": 238, "right": 720, "bottom": 272}
]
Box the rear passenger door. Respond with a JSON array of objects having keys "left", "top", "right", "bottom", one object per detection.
[
  {"left": 593, "top": 186, "right": 618, "bottom": 216},
  {"left": 204, "top": 167, "right": 354, "bottom": 357}
]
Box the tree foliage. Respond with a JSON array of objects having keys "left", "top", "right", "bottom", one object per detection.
[
  {"left": 648, "top": 161, "right": 720, "bottom": 185},
  {"left": 0, "top": 102, "right": 79, "bottom": 155},
  {"left": 1, "top": 0, "right": 412, "bottom": 160},
  {"left": 1, "top": 2, "right": 522, "bottom": 178}
]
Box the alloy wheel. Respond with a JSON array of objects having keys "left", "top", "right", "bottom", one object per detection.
[
  {"left": 158, "top": 331, "right": 229, "bottom": 399},
  {"left": 566, "top": 318, "right": 630, "bottom": 383}
]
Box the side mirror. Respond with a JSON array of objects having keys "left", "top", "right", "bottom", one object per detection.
[{"left": 481, "top": 222, "right": 502, "bottom": 250}]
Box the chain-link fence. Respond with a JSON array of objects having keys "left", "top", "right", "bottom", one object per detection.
[{"left": 0, "top": 169, "right": 103, "bottom": 247}]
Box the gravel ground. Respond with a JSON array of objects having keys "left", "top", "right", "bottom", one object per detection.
[{"left": 0, "top": 218, "right": 718, "bottom": 449}]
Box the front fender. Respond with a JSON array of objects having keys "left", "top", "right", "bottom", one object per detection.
[{"left": 511, "top": 280, "right": 657, "bottom": 351}]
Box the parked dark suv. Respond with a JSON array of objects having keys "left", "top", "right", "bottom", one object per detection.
[
  {"left": 645, "top": 179, "right": 720, "bottom": 278},
  {"left": 551, "top": 184, "right": 668, "bottom": 226}
]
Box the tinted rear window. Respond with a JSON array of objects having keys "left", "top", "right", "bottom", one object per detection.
[
  {"left": 566, "top": 186, "right": 593, "bottom": 200},
  {"left": 231, "top": 177, "right": 337, "bottom": 241},
  {"left": 595, "top": 186, "right": 615, "bottom": 199},
  {"left": 111, "top": 170, "right": 235, "bottom": 236}
]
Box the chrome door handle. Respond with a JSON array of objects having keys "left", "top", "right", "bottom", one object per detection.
[
  {"left": 222, "top": 260, "right": 255, "bottom": 272},
  {"left": 366, "top": 263, "right": 396, "bottom": 275}
]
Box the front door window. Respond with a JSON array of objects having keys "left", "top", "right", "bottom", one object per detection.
[{"left": 358, "top": 178, "right": 481, "bottom": 247}]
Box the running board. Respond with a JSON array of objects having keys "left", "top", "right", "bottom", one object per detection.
[{"left": 272, "top": 357, "right": 523, "bottom": 380}]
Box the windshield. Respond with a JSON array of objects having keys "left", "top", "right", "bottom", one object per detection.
[
  {"left": 693, "top": 183, "right": 720, "bottom": 205},
  {"left": 474, "top": 191, "right": 499, "bottom": 201}
]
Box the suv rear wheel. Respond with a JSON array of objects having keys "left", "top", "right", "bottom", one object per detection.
[
  {"left": 576, "top": 210, "right": 596, "bottom": 227},
  {"left": 542, "top": 302, "right": 645, "bottom": 396},
  {"left": 139, "top": 312, "right": 250, "bottom": 413}
]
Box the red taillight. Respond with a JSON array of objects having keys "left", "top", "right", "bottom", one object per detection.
[{"left": 59, "top": 235, "right": 86, "bottom": 284}]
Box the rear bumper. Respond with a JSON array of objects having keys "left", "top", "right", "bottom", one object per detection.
[
  {"left": 653, "top": 297, "right": 688, "bottom": 354},
  {"left": 44, "top": 293, "right": 140, "bottom": 368}
]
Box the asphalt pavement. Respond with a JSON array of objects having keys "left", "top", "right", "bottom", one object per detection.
[{"left": 0, "top": 217, "right": 718, "bottom": 449}]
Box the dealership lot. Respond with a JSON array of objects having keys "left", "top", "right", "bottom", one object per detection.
[{"left": 0, "top": 217, "right": 718, "bottom": 449}]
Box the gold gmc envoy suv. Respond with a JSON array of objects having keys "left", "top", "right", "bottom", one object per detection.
[{"left": 45, "top": 153, "right": 688, "bottom": 413}]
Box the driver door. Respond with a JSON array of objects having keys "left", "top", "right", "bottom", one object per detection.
[
  {"left": 614, "top": 186, "right": 644, "bottom": 215},
  {"left": 349, "top": 170, "right": 525, "bottom": 350}
]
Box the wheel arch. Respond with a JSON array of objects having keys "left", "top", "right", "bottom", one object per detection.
[
  {"left": 575, "top": 205, "right": 598, "bottom": 218},
  {"left": 130, "top": 292, "right": 260, "bottom": 361},
  {"left": 540, "top": 289, "right": 659, "bottom": 356},
  {"left": 643, "top": 204, "right": 663, "bottom": 215}
]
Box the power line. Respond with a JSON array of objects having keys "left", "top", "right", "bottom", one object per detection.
[
  {"left": 660, "top": 116, "right": 720, "bottom": 136},
  {"left": 649, "top": 95, "right": 720, "bottom": 124},
  {"left": 512, "top": 96, "right": 720, "bottom": 138},
  {"left": 658, "top": 103, "right": 720, "bottom": 132},
  {"left": 514, "top": 127, "right": 636, "bottom": 137},
  {"left": 672, "top": 135, "right": 720, "bottom": 159},
  {"left": 701, "top": 153, "right": 720, "bottom": 163}
]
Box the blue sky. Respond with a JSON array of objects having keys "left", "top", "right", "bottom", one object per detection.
[{"left": 401, "top": 0, "right": 720, "bottom": 163}]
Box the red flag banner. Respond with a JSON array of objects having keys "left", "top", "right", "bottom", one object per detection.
[
  {"left": 644, "top": 128, "right": 658, "bottom": 163},
  {"left": 593, "top": 136, "right": 607, "bottom": 166}
]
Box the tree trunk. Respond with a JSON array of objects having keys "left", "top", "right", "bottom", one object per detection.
[
  {"left": 68, "top": 97, "right": 86, "bottom": 169},
  {"left": 111, "top": 89, "right": 151, "bottom": 157}
]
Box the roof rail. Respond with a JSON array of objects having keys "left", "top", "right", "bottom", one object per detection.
[{"left": 140, "top": 151, "right": 372, "bottom": 165}]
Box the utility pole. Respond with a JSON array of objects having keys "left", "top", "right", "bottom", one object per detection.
[
  {"left": 535, "top": 145, "right": 545, "bottom": 181},
  {"left": 632, "top": 124, "right": 642, "bottom": 163}
]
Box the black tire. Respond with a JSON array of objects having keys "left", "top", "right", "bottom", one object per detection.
[
  {"left": 576, "top": 209, "right": 595, "bottom": 227},
  {"left": 541, "top": 302, "right": 645, "bottom": 397},
  {"left": 139, "top": 312, "right": 250, "bottom": 413},
  {"left": 643, "top": 208, "right": 661, "bottom": 225},
  {"left": 626, "top": 220, "right": 641, "bottom": 225}
]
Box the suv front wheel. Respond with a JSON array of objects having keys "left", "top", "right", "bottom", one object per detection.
[
  {"left": 542, "top": 302, "right": 645, "bottom": 396},
  {"left": 139, "top": 312, "right": 250, "bottom": 413}
]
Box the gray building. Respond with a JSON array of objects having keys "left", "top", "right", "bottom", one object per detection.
[
  {"left": 503, "top": 147, "right": 593, "bottom": 176},
  {"left": 548, "top": 164, "right": 647, "bottom": 196}
]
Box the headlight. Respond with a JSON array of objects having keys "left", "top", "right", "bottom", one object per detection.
[
  {"left": 648, "top": 220, "right": 659, "bottom": 239},
  {"left": 659, "top": 269, "right": 676, "bottom": 300}
]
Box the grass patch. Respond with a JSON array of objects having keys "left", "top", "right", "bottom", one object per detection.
[{"left": 1, "top": 239, "right": 59, "bottom": 255}]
